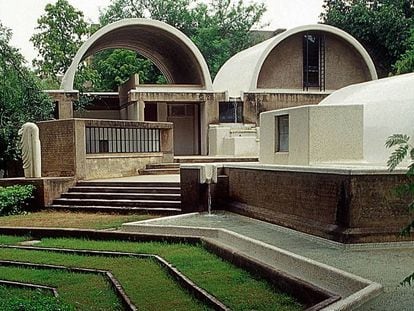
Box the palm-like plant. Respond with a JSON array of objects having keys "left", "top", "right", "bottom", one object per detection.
[{"left": 386, "top": 134, "right": 414, "bottom": 286}]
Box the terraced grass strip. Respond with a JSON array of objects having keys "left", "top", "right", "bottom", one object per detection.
[
  {"left": 0, "top": 248, "right": 209, "bottom": 311},
  {"left": 0, "top": 260, "right": 135, "bottom": 311},
  {"left": 0, "top": 279, "right": 58, "bottom": 297},
  {"left": 0, "top": 286, "right": 73, "bottom": 311},
  {"left": 0, "top": 266, "right": 121, "bottom": 310},
  {"left": 0, "top": 235, "right": 29, "bottom": 245},
  {"left": 1, "top": 244, "right": 229, "bottom": 311},
  {"left": 0, "top": 211, "right": 158, "bottom": 229},
  {"left": 0, "top": 236, "right": 303, "bottom": 311},
  {"left": 19, "top": 237, "right": 302, "bottom": 311}
]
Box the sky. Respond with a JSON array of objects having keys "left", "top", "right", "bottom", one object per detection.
[{"left": 0, "top": 0, "right": 325, "bottom": 63}]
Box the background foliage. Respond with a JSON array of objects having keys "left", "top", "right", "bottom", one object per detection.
[
  {"left": 321, "top": 0, "right": 414, "bottom": 76},
  {"left": 30, "top": 0, "right": 267, "bottom": 91},
  {"left": 0, "top": 23, "right": 53, "bottom": 176}
]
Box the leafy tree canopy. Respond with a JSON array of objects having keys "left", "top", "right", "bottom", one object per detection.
[
  {"left": 95, "top": 0, "right": 267, "bottom": 89},
  {"left": 31, "top": 0, "right": 266, "bottom": 91},
  {"left": 0, "top": 22, "right": 53, "bottom": 176},
  {"left": 30, "top": 0, "right": 90, "bottom": 85},
  {"left": 321, "top": 0, "right": 414, "bottom": 76}
]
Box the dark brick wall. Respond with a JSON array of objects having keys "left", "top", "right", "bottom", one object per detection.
[
  {"left": 38, "top": 120, "right": 76, "bottom": 177},
  {"left": 224, "top": 168, "right": 412, "bottom": 243}
]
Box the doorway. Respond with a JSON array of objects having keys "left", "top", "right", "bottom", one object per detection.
[{"left": 167, "top": 103, "right": 200, "bottom": 155}]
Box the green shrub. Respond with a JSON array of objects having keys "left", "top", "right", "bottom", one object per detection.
[{"left": 0, "top": 185, "right": 35, "bottom": 216}]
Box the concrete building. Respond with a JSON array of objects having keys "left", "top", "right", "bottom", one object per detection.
[
  {"left": 260, "top": 73, "right": 414, "bottom": 166},
  {"left": 50, "top": 19, "right": 377, "bottom": 159}
]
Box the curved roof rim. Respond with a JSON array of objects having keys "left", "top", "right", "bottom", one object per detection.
[
  {"left": 61, "top": 18, "right": 212, "bottom": 91},
  {"left": 250, "top": 24, "right": 378, "bottom": 91}
]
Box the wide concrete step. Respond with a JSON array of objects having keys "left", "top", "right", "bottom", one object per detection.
[
  {"left": 61, "top": 192, "right": 181, "bottom": 201},
  {"left": 77, "top": 181, "right": 180, "bottom": 188},
  {"left": 68, "top": 186, "right": 181, "bottom": 194},
  {"left": 146, "top": 163, "right": 180, "bottom": 169},
  {"left": 139, "top": 168, "right": 180, "bottom": 175},
  {"left": 53, "top": 198, "right": 181, "bottom": 208},
  {"left": 49, "top": 205, "right": 182, "bottom": 215}
]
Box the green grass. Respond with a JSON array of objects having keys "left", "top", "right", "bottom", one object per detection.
[
  {"left": 0, "top": 267, "right": 119, "bottom": 310},
  {"left": 0, "top": 235, "right": 28, "bottom": 244},
  {"left": 0, "top": 211, "right": 157, "bottom": 229},
  {"left": 0, "top": 286, "right": 74, "bottom": 311},
  {"left": 0, "top": 248, "right": 208, "bottom": 311},
  {"left": 0, "top": 236, "right": 303, "bottom": 311}
]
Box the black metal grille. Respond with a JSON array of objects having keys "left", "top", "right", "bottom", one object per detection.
[
  {"left": 85, "top": 127, "right": 161, "bottom": 154},
  {"left": 303, "top": 33, "right": 326, "bottom": 91}
]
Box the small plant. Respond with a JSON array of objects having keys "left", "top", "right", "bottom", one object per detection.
[
  {"left": 386, "top": 133, "right": 414, "bottom": 286},
  {"left": 0, "top": 185, "right": 35, "bottom": 216}
]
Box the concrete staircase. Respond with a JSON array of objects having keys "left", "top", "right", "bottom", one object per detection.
[
  {"left": 49, "top": 181, "right": 182, "bottom": 214},
  {"left": 139, "top": 163, "right": 180, "bottom": 175}
]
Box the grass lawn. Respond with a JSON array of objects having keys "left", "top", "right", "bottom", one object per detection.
[
  {"left": 0, "top": 211, "right": 158, "bottom": 229},
  {"left": 0, "top": 267, "right": 119, "bottom": 310},
  {"left": 0, "top": 235, "right": 303, "bottom": 311},
  {"left": 0, "top": 286, "right": 74, "bottom": 311}
]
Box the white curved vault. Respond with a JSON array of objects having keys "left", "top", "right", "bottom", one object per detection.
[
  {"left": 320, "top": 72, "right": 414, "bottom": 165},
  {"left": 61, "top": 18, "right": 213, "bottom": 91},
  {"left": 213, "top": 24, "right": 378, "bottom": 97}
]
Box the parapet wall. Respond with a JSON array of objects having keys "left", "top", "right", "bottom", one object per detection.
[
  {"left": 38, "top": 118, "right": 174, "bottom": 180},
  {"left": 224, "top": 165, "right": 411, "bottom": 243},
  {"left": 180, "top": 164, "right": 413, "bottom": 243}
]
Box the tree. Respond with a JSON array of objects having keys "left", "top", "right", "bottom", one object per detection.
[
  {"left": 321, "top": 0, "right": 414, "bottom": 76},
  {"left": 96, "top": 0, "right": 266, "bottom": 86},
  {"left": 31, "top": 0, "right": 90, "bottom": 86},
  {"left": 394, "top": 29, "right": 414, "bottom": 74},
  {"left": 0, "top": 22, "right": 53, "bottom": 176}
]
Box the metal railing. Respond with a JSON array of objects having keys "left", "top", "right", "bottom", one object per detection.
[{"left": 85, "top": 126, "right": 161, "bottom": 154}]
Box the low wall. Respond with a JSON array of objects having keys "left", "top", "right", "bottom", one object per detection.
[
  {"left": 180, "top": 164, "right": 413, "bottom": 243},
  {"left": 85, "top": 153, "right": 163, "bottom": 180},
  {"left": 223, "top": 165, "right": 411, "bottom": 243},
  {"left": 0, "top": 177, "right": 75, "bottom": 208},
  {"left": 38, "top": 118, "right": 173, "bottom": 180}
]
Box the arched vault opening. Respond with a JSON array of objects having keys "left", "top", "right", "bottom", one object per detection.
[{"left": 61, "top": 18, "right": 212, "bottom": 91}]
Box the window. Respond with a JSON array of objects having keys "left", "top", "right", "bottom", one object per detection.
[
  {"left": 303, "top": 33, "right": 325, "bottom": 91},
  {"left": 276, "top": 115, "right": 289, "bottom": 152},
  {"left": 219, "top": 101, "right": 243, "bottom": 123}
]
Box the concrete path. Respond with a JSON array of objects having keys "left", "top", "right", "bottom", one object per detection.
[{"left": 138, "top": 211, "right": 414, "bottom": 311}]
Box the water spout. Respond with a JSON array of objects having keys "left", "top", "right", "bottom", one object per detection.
[{"left": 199, "top": 164, "right": 217, "bottom": 216}]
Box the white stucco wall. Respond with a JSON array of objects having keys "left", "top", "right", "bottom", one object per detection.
[
  {"left": 259, "top": 105, "right": 363, "bottom": 165},
  {"left": 209, "top": 124, "right": 259, "bottom": 156},
  {"left": 214, "top": 24, "right": 377, "bottom": 97},
  {"left": 320, "top": 73, "right": 414, "bottom": 165}
]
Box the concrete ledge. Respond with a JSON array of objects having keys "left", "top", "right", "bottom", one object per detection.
[{"left": 222, "top": 163, "right": 406, "bottom": 175}]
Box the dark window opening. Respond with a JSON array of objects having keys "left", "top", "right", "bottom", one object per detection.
[
  {"left": 219, "top": 101, "right": 243, "bottom": 123},
  {"left": 276, "top": 115, "right": 289, "bottom": 152},
  {"left": 303, "top": 33, "right": 325, "bottom": 91},
  {"left": 144, "top": 103, "right": 158, "bottom": 121}
]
